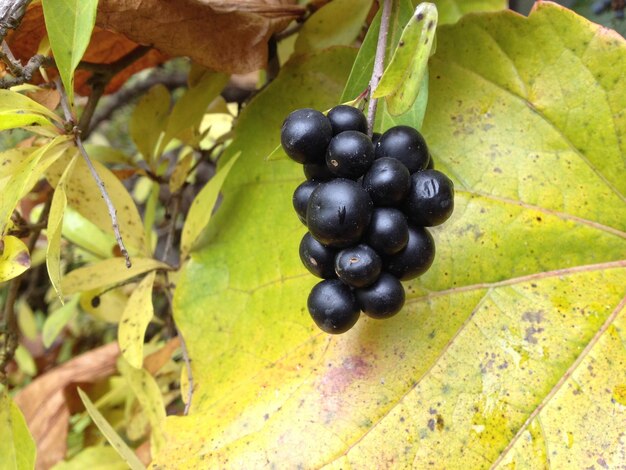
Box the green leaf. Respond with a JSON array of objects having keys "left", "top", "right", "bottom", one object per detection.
[
  {"left": 153, "top": 4, "right": 626, "bottom": 468},
  {"left": 52, "top": 445, "right": 127, "bottom": 470},
  {"left": 118, "top": 271, "right": 156, "bottom": 369},
  {"left": 0, "top": 388, "right": 36, "bottom": 470},
  {"left": 0, "top": 235, "right": 30, "bottom": 282},
  {"left": 373, "top": 2, "right": 438, "bottom": 116},
  {"left": 180, "top": 152, "right": 240, "bottom": 258},
  {"left": 77, "top": 388, "right": 145, "bottom": 470},
  {"left": 430, "top": 0, "right": 507, "bottom": 24},
  {"left": 294, "top": 0, "right": 374, "bottom": 54},
  {"left": 157, "top": 71, "right": 229, "bottom": 157},
  {"left": 0, "top": 112, "right": 56, "bottom": 132},
  {"left": 0, "top": 89, "right": 62, "bottom": 122},
  {"left": 129, "top": 84, "right": 170, "bottom": 164},
  {"left": 41, "top": 0, "right": 98, "bottom": 107},
  {"left": 117, "top": 357, "right": 166, "bottom": 454},
  {"left": 47, "top": 153, "right": 78, "bottom": 299},
  {"left": 42, "top": 295, "right": 80, "bottom": 348}
]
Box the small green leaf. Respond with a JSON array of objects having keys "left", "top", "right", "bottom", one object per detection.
[
  {"left": 42, "top": 295, "right": 80, "bottom": 348},
  {"left": 295, "top": 0, "right": 374, "bottom": 54},
  {"left": 181, "top": 152, "right": 240, "bottom": 258},
  {"left": 158, "top": 71, "right": 229, "bottom": 157},
  {"left": 130, "top": 84, "right": 170, "bottom": 164},
  {"left": 373, "top": 2, "right": 438, "bottom": 116},
  {"left": 0, "top": 235, "right": 30, "bottom": 282},
  {"left": 14, "top": 345, "right": 37, "bottom": 376},
  {"left": 41, "top": 0, "right": 98, "bottom": 107},
  {"left": 0, "top": 388, "right": 36, "bottom": 470},
  {"left": 0, "top": 112, "right": 55, "bottom": 132},
  {"left": 118, "top": 271, "right": 156, "bottom": 369},
  {"left": 47, "top": 153, "right": 78, "bottom": 299},
  {"left": 117, "top": 357, "right": 167, "bottom": 454},
  {"left": 77, "top": 388, "right": 145, "bottom": 470},
  {"left": 52, "top": 445, "right": 127, "bottom": 470}
]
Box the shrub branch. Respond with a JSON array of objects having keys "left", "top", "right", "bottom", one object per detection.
[{"left": 367, "top": 0, "right": 393, "bottom": 136}]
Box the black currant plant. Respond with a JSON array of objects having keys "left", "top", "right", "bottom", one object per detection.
[{"left": 0, "top": 0, "right": 625, "bottom": 468}]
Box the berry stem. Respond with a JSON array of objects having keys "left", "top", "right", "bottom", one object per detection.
[{"left": 367, "top": 0, "right": 393, "bottom": 137}]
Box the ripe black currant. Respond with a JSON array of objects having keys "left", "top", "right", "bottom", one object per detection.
[
  {"left": 327, "top": 105, "right": 368, "bottom": 135},
  {"left": 362, "top": 157, "right": 411, "bottom": 206},
  {"left": 292, "top": 180, "right": 319, "bottom": 225},
  {"left": 364, "top": 207, "right": 409, "bottom": 255},
  {"left": 308, "top": 279, "right": 360, "bottom": 334},
  {"left": 299, "top": 233, "right": 337, "bottom": 279},
  {"left": 281, "top": 108, "right": 332, "bottom": 164},
  {"left": 356, "top": 273, "right": 405, "bottom": 319},
  {"left": 335, "top": 244, "right": 382, "bottom": 288},
  {"left": 326, "top": 130, "right": 375, "bottom": 179},
  {"left": 404, "top": 169, "right": 454, "bottom": 226},
  {"left": 383, "top": 226, "right": 435, "bottom": 280},
  {"left": 307, "top": 179, "right": 373, "bottom": 248},
  {"left": 304, "top": 162, "right": 334, "bottom": 181},
  {"left": 375, "top": 125, "right": 429, "bottom": 173}
]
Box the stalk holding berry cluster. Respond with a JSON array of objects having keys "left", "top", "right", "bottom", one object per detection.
[{"left": 281, "top": 105, "right": 454, "bottom": 334}]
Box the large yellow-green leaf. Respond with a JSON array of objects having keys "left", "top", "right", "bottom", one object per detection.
[
  {"left": 0, "top": 388, "right": 36, "bottom": 470},
  {"left": 129, "top": 84, "right": 170, "bottom": 164},
  {"left": 153, "top": 5, "right": 626, "bottom": 468},
  {"left": 294, "top": 0, "right": 373, "bottom": 54},
  {"left": 431, "top": 0, "right": 507, "bottom": 24},
  {"left": 118, "top": 271, "right": 156, "bottom": 369},
  {"left": 0, "top": 235, "right": 30, "bottom": 282},
  {"left": 41, "top": 0, "right": 98, "bottom": 107}
]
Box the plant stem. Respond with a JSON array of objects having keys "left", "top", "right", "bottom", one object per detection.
[
  {"left": 55, "top": 77, "right": 132, "bottom": 268},
  {"left": 367, "top": 0, "right": 393, "bottom": 136}
]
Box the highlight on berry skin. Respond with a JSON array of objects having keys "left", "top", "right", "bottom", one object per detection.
[{"left": 280, "top": 105, "right": 454, "bottom": 334}]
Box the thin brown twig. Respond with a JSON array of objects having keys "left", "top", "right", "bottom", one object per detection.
[
  {"left": 55, "top": 77, "right": 132, "bottom": 268},
  {"left": 367, "top": 0, "right": 393, "bottom": 136},
  {"left": 0, "top": 196, "right": 52, "bottom": 384}
]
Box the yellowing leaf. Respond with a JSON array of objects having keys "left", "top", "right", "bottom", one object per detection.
[
  {"left": 46, "top": 152, "right": 148, "bottom": 255},
  {"left": 0, "top": 89, "right": 62, "bottom": 122},
  {"left": 52, "top": 445, "right": 127, "bottom": 470},
  {"left": 0, "top": 388, "right": 36, "bottom": 470},
  {"left": 294, "top": 0, "right": 373, "bottom": 54},
  {"left": 168, "top": 152, "right": 193, "bottom": 194},
  {"left": 0, "top": 148, "right": 37, "bottom": 179},
  {"left": 42, "top": 295, "right": 80, "bottom": 348},
  {"left": 118, "top": 271, "right": 156, "bottom": 369},
  {"left": 117, "top": 357, "right": 166, "bottom": 454},
  {"left": 431, "top": 0, "right": 507, "bottom": 24},
  {"left": 158, "top": 71, "right": 229, "bottom": 157},
  {"left": 180, "top": 152, "right": 240, "bottom": 258},
  {"left": 80, "top": 287, "right": 127, "bottom": 324},
  {"left": 0, "top": 136, "right": 70, "bottom": 237},
  {"left": 0, "top": 112, "right": 55, "bottom": 131},
  {"left": 152, "top": 5, "right": 626, "bottom": 468},
  {"left": 41, "top": 0, "right": 98, "bottom": 106},
  {"left": 47, "top": 153, "right": 78, "bottom": 299},
  {"left": 129, "top": 84, "right": 170, "bottom": 164},
  {"left": 0, "top": 235, "right": 30, "bottom": 282},
  {"left": 373, "top": 2, "right": 438, "bottom": 115},
  {"left": 62, "top": 257, "right": 168, "bottom": 295},
  {"left": 77, "top": 388, "right": 145, "bottom": 470}
]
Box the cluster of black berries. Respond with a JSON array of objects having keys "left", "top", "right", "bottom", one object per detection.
[{"left": 280, "top": 105, "right": 454, "bottom": 334}]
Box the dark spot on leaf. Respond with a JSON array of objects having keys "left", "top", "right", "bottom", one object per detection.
[
  {"left": 399, "top": 40, "right": 405, "bottom": 47},
  {"left": 428, "top": 20, "right": 434, "bottom": 30},
  {"left": 427, "top": 418, "right": 435, "bottom": 431},
  {"left": 417, "top": 12, "right": 424, "bottom": 20},
  {"left": 91, "top": 296, "right": 101, "bottom": 308}
]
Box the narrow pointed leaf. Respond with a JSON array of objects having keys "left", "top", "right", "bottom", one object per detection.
[
  {"left": 130, "top": 84, "right": 170, "bottom": 164},
  {"left": 42, "top": 295, "right": 80, "bottom": 348}
]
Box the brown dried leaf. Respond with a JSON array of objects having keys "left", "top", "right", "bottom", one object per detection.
[
  {"left": 6, "top": 0, "right": 302, "bottom": 95},
  {"left": 14, "top": 342, "right": 120, "bottom": 469}
]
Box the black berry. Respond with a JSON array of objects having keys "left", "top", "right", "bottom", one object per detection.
[
  {"left": 299, "top": 233, "right": 337, "bottom": 279},
  {"left": 307, "top": 179, "right": 373, "bottom": 248},
  {"left": 356, "top": 273, "right": 405, "bottom": 319},
  {"left": 426, "top": 153, "right": 434, "bottom": 170},
  {"left": 404, "top": 169, "right": 454, "bottom": 227},
  {"left": 281, "top": 108, "right": 332, "bottom": 164},
  {"left": 383, "top": 226, "right": 435, "bottom": 280},
  {"left": 362, "top": 157, "right": 411, "bottom": 206},
  {"left": 375, "top": 125, "right": 429, "bottom": 173},
  {"left": 371, "top": 132, "right": 382, "bottom": 146},
  {"left": 364, "top": 207, "right": 409, "bottom": 255},
  {"left": 327, "top": 105, "right": 367, "bottom": 135},
  {"left": 304, "top": 162, "right": 334, "bottom": 181},
  {"left": 335, "top": 244, "right": 382, "bottom": 288},
  {"left": 326, "top": 130, "right": 375, "bottom": 179},
  {"left": 308, "top": 279, "right": 360, "bottom": 334},
  {"left": 292, "top": 180, "right": 319, "bottom": 225}
]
